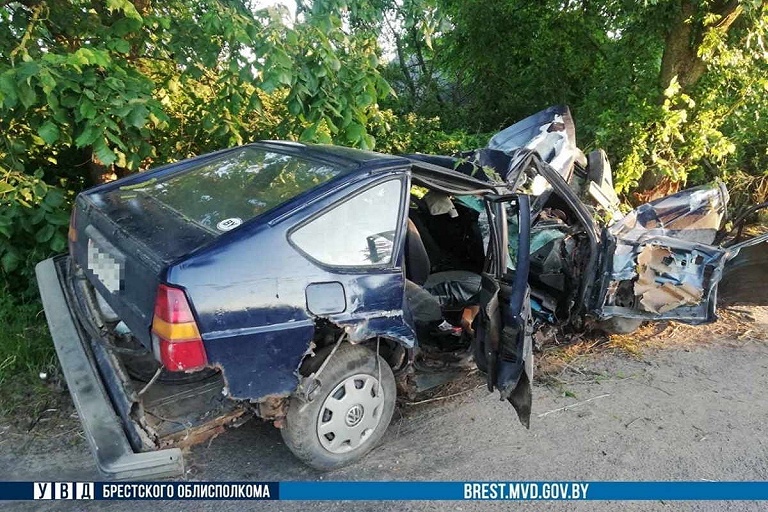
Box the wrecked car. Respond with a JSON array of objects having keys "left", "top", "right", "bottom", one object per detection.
[{"left": 36, "top": 106, "right": 767, "bottom": 478}]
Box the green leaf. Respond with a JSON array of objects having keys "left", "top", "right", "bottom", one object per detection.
[
  {"left": 35, "top": 224, "right": 55, "bottom": 243},
  {"left": 1, "top": 251, "right": 20, "bottom": 273},
  {"left": 30, "top": 207, "right": 47, "bottom": 225},
  {"left": 75, "top": 126, "right": 100, "bottom": 147},
  {"left": 287, "top": 99, "right": 302, "bottom": 116},
  {"left": 79, "top": 100, "right": 97, "bottom": 120},
  {"left": 260, "top": 79, "right": 277, "bottom": 94},
  {"left": 17, "top": 83, "right": 37, "bottom": 108},
  {"left": 45, "top": 212, "right": 70, "bottom": 225},
  {"left": 0, "top": 73, "right": 18, "bottom": 107},
  {"left": 38, "top": 70, "right": 57, "bottom": 95},
  {"left": 0, "top": 182, "right": 13, "bottom": 194},
  {"left": 37, "top": 121, "right": 60, "bottom": 145},
  {"left": 43, "top": 188, "right": 65, "bottom": 208},
  {"left": 50, "top": 233, "right": 67, "bottom": 252},
  {"left": 126, "top": 104, "right": 149, "bottom": 128},
  {"left": 276, "top": 69, "right": 293, "bottom": 86},
  {"left": 112, "top": 17, "right": 142, "bottom": 36},
  {"left": 357, "top": 93, "right": 374, "bottom": 107},
  {"left": 272, "top": 50, "right": 292, "bottom": 69},
  {"left": 299, "top": 124, "right": 317, "bottom": 142},
  {"left": 106, "top": 0, "right": 143, "bottom": 21},
  {"left": 345, "top": 122, "right": 365, "bottom": 143},
  {"left": 113, "top": 39, "right": 131, "bottom": 54},
  {"left": 93, "top": 139, "right": 117, "bottom": 166}
]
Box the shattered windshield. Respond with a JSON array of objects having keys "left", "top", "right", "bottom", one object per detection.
[{"left": 117, "top": 148, "right": 349, "bottom": 233}]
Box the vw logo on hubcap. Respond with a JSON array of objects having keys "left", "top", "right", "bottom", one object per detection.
[{"left": 345, "top": 404, "right": 364, "bottom": 427}]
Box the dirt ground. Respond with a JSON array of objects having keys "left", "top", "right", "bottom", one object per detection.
[{"left": 1, "top": 246, "right": 767, "bottom": 511}]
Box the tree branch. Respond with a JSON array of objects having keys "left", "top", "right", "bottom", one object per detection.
[{"left": 9, "top": 1, "right": 44, "bottom": 65}]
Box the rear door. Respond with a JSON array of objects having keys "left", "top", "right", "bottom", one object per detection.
[{"left": 475, "top": 194, "right": 534, "bottom": 427}]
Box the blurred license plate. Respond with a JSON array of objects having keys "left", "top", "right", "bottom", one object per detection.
[{"left": 87, "top": 232, "right": 124, "bottom": 293}]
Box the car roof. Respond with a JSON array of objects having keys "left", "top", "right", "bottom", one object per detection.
[
  {"left": 255, "top": 140, "right": 411, "bottom": 170},
  {"left": 254, "top": 141, "right": 495, "bottom": 191}
]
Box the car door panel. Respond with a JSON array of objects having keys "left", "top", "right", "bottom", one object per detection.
[
  {"left": 476, "top": 194, "right": 533, "bottom": 427},
  {"left": 599, "top": 183, "right": 735, "bottom": 323},
  {"left": 600, "top": 234, "right": 728, "bottom": 323}
]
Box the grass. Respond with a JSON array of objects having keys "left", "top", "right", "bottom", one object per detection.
[
  {"left": 0, "top": 295, "right": 60, "bottom": 417},
  {"left": 536, "top": 305, "right": 768, "bottom": 393}
]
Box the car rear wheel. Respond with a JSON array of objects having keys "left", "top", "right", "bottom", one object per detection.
[{"left": 281, "top": 343, "right": 396, "bottom": 470}]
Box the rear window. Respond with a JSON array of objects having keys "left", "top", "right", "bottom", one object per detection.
[{"left": 124, "top": 147, "right": 350, "bottom": 232}]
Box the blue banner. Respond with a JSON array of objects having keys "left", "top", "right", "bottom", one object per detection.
[{"left": 1, "top": 481, "right": 768, "bottom": 501}]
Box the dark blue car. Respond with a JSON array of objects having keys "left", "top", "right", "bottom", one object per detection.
[{"left": 36, "top": 107, "right": 766, "bottom": 477}]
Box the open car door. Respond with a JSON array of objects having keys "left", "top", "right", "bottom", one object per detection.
[
  {"left": 598, "top": 183, "right": 734, "bottom": 323},
  {"left": 475, "top": 194, "right": 534, "bottom": 427}
]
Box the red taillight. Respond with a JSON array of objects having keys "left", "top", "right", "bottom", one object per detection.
[
  {"left": 152, "top": 284, "right": 208, "bottom": 372},
  {"left": 158, "top": 337, "right": 208, "bottom": 373},
  {"left": 154, "top": 283, "right": 196, "bottom": 323}
]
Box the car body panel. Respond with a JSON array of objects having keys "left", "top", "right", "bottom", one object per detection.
[
  {"left": 163, "top": 171, "right": 414, "bottom": 399},
  {"left": 488, "top": 105, "right": 579, "bottom": 182},
  {"left": 599, "top": 182, "right": 732, "bottom": 322},
  {"left": 71, "top": 143, "right": 412, "bottom": 350}
]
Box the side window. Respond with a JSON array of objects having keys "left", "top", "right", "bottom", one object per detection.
[{"left": 290, "top": 179, "right": 403, "bottom": 267}]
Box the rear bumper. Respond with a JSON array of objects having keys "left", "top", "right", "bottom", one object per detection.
[{"left": 35, "top": 256, "right": 184, "bottom": 480}]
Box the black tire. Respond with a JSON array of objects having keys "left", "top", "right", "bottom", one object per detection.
[
  {"left": 281, "top": 343, "right": 396, "bottom": 470},
  {"left": 598, "top": 317, "right": 644, "bottom": 334}
]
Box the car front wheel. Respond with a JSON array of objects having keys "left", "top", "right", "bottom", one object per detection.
[{"left": 281, "top": 343, "right": 396, "bottom": 470}]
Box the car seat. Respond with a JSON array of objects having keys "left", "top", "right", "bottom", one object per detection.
[{"left": 404, "top": 218, "right": 482, "bottom": 311}]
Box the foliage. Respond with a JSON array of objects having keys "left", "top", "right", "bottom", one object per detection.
[
  {"left": 400, "top": 0, "right": 768, "bottom": 205},
  {"left": 0, "top": 169, "right": 70, "bottom": 298},
  {"left": 0, "top": 0, "right": 392, "bottom": 298},
  {"left": 373, "top": 110, "right": 489, "bottom": 155}
]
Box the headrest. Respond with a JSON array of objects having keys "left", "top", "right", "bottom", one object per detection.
[{"left": 423, "top": 191, "right": 458, "bottom": 218}]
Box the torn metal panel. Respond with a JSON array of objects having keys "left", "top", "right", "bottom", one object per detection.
[
  {"left": 611, "top": 243, "right": 638, "bottom": 281},
  {"left": 337, "top": 313, "right": 416, "bottom": 346},
  {"left": 600, "top": 181, "right": 733, "bottom": 323},
  {"left": 601, "top": 235, "right": 729, "bottom": 322},
  {"left": 611, "top": 182, "right": 728, "bottom": 244},
  {"left": 487, "top": 105, "right": 579, "bottom": 183},
  {"left": 159, "top": 408, "right": 249, "bottom": 450},
  {"left": 634, "top": 244, "right": 704, "bottom": 314}
]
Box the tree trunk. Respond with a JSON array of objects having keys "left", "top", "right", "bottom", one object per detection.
[{"left": 659, "top": 0, "right": 744, "bottom": 91}]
